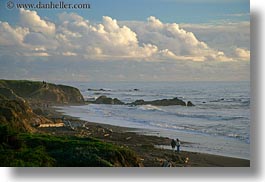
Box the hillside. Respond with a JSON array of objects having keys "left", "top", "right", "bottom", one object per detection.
[
  {"left": 0, "top": 80, "right": 142, "bottom": 167},
  {"left": 0, "top": 99, "right": 52, "bottom": 133},
  {"left": 0, "top": 80, "right": 84, "bottom": 104}
]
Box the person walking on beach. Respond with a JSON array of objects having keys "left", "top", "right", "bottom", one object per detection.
[
  {"left": 171, "top": 139, "right": 176, "bottom": 151},
  {"left": 176, "top": 138, "right": 181, "bottom": 153}
]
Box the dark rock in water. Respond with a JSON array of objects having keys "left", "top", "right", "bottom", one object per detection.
[
  {"left": 113, "top": 98, "right": 124, "bottom": 105},
  {"left": 130, "top": 99, "right": 145, "bottom": 105},
  {"left": 87, "top": 88, "right": 95, "bottom": 91},
  {"left": 94, "top": 96, "right": 124, "bottom": 105},
  {"left": 187, "top": 101, "right": 195, "bottom": 107},
  {"left": 133, "top": 89, "right": 139, "bottom": 91},
  {"left": 100, "top": 88, "right": 112, "bottom": 91},
  {"left": 88, "top": 88, "right": 111, "bottom": 92},
  {"left": 90, "top": 95, "right": 192, "bottom": 107},
  {"left": 130, "top": 97, "right": 186, "bottom": 106}
]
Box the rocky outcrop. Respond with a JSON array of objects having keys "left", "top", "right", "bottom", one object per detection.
[
  {"left": 87, "top": 88, "right": 111, "bottom": 92},
  {"left": 89, "top": 95, "right": 194, "bottom": 107},
  {"left": 0, "top": 80, "right": 84, "bottom": 104},
  {"left": 187, "top": 101, "right": 195, "bottom": 107},
  {"left": 130, "top": 97, "right": 187, "bottom": 106},
  {"left": 93, "top": 96, "right": 124, "bottom": 105}
]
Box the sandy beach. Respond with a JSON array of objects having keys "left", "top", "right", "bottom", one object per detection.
[{"left": 37, "top": 105, "right": 250, "bottom": 167}]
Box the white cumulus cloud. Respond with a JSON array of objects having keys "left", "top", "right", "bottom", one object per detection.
[
  {"left": 0, "top": 10, "right": 250, "bottom": 63},
  {"left": 123, "top": 16, "right": 235, "bottom": 62},
  {"left": 233, "top": 48, "right": 250, "bottom": 61},
  {"left": 19, "top": 8, "right": 55, "bottom": 35},
  {"left": 0, "top": 21, "right": 29, "bottom": 46}
]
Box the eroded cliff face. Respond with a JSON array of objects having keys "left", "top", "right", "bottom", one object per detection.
[
  {"left": 0, "top": 80, "right": 84, "bottom": 104},
  {"left": 0, "top": 99, "right": 51, "bottom": 133},
  {"left": 0, "top": 80, "right": 84, "bottom": 133}
]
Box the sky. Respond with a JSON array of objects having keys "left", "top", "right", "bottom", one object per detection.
[{"left": 0, "top": 0, "right": 250, "bottom": 82}]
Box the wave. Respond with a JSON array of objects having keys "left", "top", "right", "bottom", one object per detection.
[
  {"left": 241, "top": 100, "right": 250, "bottom": 106},
  {"left": 172, "top": 113, "right": 245, "bottom": 121},
  {"left": 149, "top": 122, "right": 249, "bottom": 143},
  {"left": 138, "top": 105, "right": 164, "bottom": 111},
  {"left": 136, "top": 104, "right": 245, "bottom": 121}
]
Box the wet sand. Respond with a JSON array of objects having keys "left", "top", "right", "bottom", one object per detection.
[{"left": 35, "top": 105, "right": 250, "bottom": 167}]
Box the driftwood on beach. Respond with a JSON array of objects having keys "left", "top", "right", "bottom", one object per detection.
[{"left": 38, "top": 123, "right": 65, "bottom": 128}]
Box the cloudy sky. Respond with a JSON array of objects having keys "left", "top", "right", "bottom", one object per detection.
[{"left": 0, "top": 0, "right": 250, "bottom": 82}]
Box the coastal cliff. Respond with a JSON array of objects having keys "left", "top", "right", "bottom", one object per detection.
[
  {"left": 0, "top": 83, "right": 52, "bottom": 133},
  {"left": 0, "top": 80, "right": 141, "bottom": 167},
  {"left": 0, "top": 80, "right": 84, "bottom": 104},
  {"left": 0, "top": 99, "right": 51, "bottom": 133}
]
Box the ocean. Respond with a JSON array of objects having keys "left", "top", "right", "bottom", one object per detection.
[{"left": 55, "top": 81, "right": 250, "bottom": 159}]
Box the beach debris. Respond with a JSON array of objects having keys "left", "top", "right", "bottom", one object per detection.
[
  {"left": 107, "top": 128, "right": 113, "bottom": 133},
  {"left": 185, "top": 157, "right": 189, "bottom": 164},
  {"left": 162, "top": 160, "right": 172, "bottom": 167},
  {"left": 38, "top": 123, "right": 64, "bottom": 128},
  {"left": 97, "top": 128, "right": 105, "bottom": 133},
  {"left": 66, "top": 120, "right": 75, "bottom": 130},
  {"left": 125, "top": 136, "right": 132, "bottom": 140},
  {"left": 104, "top": 133, "right": 110, "bottom": 137}
]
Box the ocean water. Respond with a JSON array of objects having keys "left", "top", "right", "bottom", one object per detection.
[{"left": 56, "top": 81, "right": 250, "bottom": 159}]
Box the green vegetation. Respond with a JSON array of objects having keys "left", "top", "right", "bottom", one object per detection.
[
  {"left": 0, "top": 125, "right": 140, "bottom": 167},
  {"left": 0, "top": 80, "right": 44, "bottom": 98},
  {"left": 0, "top": 124, "right": 55, "bottom": 167},
  {"left": 0, "top": 79, "right": 140, "bottom": 167},
  {"left": 22, "top": 134, "right": 139, "bottom": 167}
]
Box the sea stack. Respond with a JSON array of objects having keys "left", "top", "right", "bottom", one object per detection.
[{"left": 187, "top": 101, "right": 195, "bottom": 107}]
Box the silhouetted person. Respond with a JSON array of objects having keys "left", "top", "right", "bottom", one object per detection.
[
  {"left": 171, "top": 139, "right": 176, "bottom": 151},
  {"left": 176, "top": 138, "right": 181, "bottom": 153}
]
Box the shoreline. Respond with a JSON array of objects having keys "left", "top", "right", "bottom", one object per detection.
[
  {"left": 38, "top": 105, "right": 250, "bottom": 167},
  {"left": 53, "top": 105, "right": 250, "bottom": 161}
]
